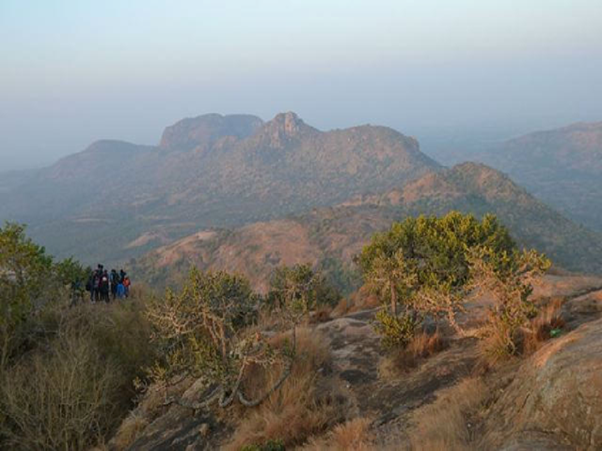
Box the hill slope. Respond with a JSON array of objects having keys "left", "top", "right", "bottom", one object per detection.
[
  {"left": 0, "top": 112, "right": 438, "bottom": 264},
  {"left": 134, "top": 163, "right": 602, "bottom": 292},
  {"left": 438, "top": 121, "right": 602, "bottom": 231}
]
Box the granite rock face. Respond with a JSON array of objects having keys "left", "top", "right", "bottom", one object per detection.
[{"left": 487, "top": 317, "right": 602, "bottom": 450}]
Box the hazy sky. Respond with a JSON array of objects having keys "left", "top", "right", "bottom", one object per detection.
[{"left": 1, "top": 0, "right": 602, "bottom": 170}]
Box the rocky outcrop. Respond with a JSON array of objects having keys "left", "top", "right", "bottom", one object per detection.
[{"left": 485, "top": 316, "right": 602, "bottom": 450}]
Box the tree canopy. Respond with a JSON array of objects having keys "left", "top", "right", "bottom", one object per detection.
[{"left": 358, "top": 212, "right": 549, "bottom": 348}]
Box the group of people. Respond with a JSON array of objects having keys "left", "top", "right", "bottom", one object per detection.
[{"left": 86, "top": 264, "right": 131, "bottom": 303}]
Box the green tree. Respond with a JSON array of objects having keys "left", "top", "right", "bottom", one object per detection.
[
  {"left": 0, "top": 223, "right": 53, "bottom": 369},
  {"left": 358, "top": 212, "right": 546, "bottom": 346},
  {"left": 267, "top": 263, "right": 340, "bottom": 314}
]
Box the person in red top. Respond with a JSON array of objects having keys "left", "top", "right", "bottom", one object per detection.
[{"left": 123, "top": 275, "right": 131, "bottom": 298}]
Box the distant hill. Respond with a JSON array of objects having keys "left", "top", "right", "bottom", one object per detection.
[
  {"left": 435, "top": 122, "right": 602, "bottom": 232},
  {"left": 134, "top": 163, "right": 602, "bottom": 293},
  {"left": 0, "top": 112, "right": 438, "bottom": 264}
]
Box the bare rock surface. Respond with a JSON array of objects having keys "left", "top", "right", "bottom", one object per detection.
[{"left": 484, "top": 317, "right": 602, "bottom": 450}]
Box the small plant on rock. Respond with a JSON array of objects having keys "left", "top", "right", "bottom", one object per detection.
[
  {"left": 468, "top": 247, "right": 550, "bottom": 362},
  {"left": 373, "top": 310, "right": 419, "bottom": 349}
]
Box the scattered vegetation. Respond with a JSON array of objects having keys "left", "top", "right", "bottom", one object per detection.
[
  {"left": 225, "top": 328, "right": 347, "bottom": 450},
  {"left": 359, "top": 212, "right": 550, "bottom": 363},
  {"left": 469, "top": 247, "right": 551, "bottom": 363},
  {"left": 0, "top": 222, "right": 154, "bottom": 450},
  {"left": 145, "top": 268, "right": 295, "bottom": 410},
  {"left": 0, "top": 211, "right": 569, "bottom": 449},
  {"left": 373, "top": 309, "right": 419, "bottom": 349},
  {"left": 267, "top": 263, "right": 341, "bottom": 311}
]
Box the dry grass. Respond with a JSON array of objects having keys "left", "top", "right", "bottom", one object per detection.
[
  {"left": 0, "top": 333, "right": 122, "bottom": 451},
  {"left": 310, "top": 305, "right": 333, "bottom": 323},
  {"left": 302, "top": 417, "right": 375, "bottom": 451},
  {"left": 335, "top": 287, "right": 380, "bottom": 315},
  {"left": 111, "top": 412, "right": 149, "bottom": 450},
  {"left": 225, "top": 327, "right": 348, "bottom": 450},
  {"left": 379, "top": 330, "right": 447, "bottom": 378},
  {"left": 407, "top": 377, "right": 486, "bottom": 451},
  {"left": 523, "top": 298, "right": 565, "bottom": 354},
  {"left": 331, "top": 298, "right": 351, "bottom": 317}
]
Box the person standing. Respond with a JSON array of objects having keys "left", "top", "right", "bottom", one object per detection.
[
  {"left": 100, "top": 270, "right": 110, "bottom": 303},
  {"left": 123, "top": 275, "right": 131, "bottom": 298},
  {"left": 110, "top": 269, "right": 119, "bottom": 300},
  {"left": 116, "top": 280, "right": 125, "bottom": 299},
  {"left": 93, "top": 265, "right": 103, "bottom": 303}
]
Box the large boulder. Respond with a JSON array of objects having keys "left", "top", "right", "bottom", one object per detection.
[{"left": 486, "top": 317, "right": 602, "bottom": 450}]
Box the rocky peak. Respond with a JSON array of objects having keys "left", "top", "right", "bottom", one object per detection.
[{"left": 259, "top": 112, "right": 317, "bottom": 148}]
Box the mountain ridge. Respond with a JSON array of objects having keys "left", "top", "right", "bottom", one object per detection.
[
  {"left": 435, "top": 120, "right": 602, "bottom": 231},
  {"left": 0, "top": 112, "right": 439, "bottom": 264},
  {"left": 134, "top": 162, "right": 602, "bottom": 293}
]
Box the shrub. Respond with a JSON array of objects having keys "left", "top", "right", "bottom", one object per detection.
[
  {"left": 0, "top": 225, "right": 155, "bottom": 449},
  {"left": 267, "top": 264, "right": 341, "bottom": 312},
  {"left": 0, "top": 327, "right": 122, "bottom": 450},
  {"left": 469, "top": 248, "right": 551, "bottom": 363},
  {"left": 146, "top": 268, "right": 295, "bottom": 410},
  {"left": 373, "top": 310, "right": 419, "bottom": 349},
  {"left": 358, "top": 212, "right": 517, "bottom": 343},
  {"left": 359, "top": 212, "right": 551, "bottom": 352},
  {"left": 225, "top": 328, "right": 345, "bottom": 450},
  {"left": 0, "top": 222, "right": 90, "bottom": 369},
  {"left": 523, "top": 298, "right": 565, "bottom": 354}
]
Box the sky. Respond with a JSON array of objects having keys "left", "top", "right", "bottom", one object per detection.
[{"left": 1, "top": 0, "right": 602, "bottom": 170}]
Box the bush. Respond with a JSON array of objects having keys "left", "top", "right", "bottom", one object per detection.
[
  {"left": 0, "top": 301, "right": 155, "bottom": 450},
  {"left": 359, "top": 213, "right": 517, "bottom": 343},
  {"left": 0, "top": 323, "right": 122, "bottom": 450},
  {"left": 146, "top": 268, "right": 294, "bottom": 410},
  {"left": 358, "top": 212, "right": 550, "bottom": 351},
  {"left": 0, "top": 224, "right": 156, "bottom": 449},
  {"left": 225, "top": 328, "right": 346, "bottom": 450},
  {"left": 267, "top": 264, "right": 341, "bottom": 313},
  {"left": 470, "top": 248, "right": 551, "bottom": 363},
  {"left": 373, "top": 310, "right": 419, "bottom": 349},
  {"left": 0, "top": 222, "right": 90, "bottom": 369}
]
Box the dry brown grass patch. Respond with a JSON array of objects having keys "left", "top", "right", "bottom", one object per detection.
[
  {"left": 303, "top": 417, "right": 375, "bottom": 451},
  {"left": 523, "top": 298, "right": 565, "bottom": 354},
  {"left": 310, "top": 305, "right": 333, "bottom": 324},
  {"left": 407, "top": 377, "right": 486, "bottom": 451},
  {"left": 226, "top": 327, "right": 349, "bottom": 450},
  {"left": 111, "top": 412, "right": 149, "bottom": 450},
  {"left": 379, "top": 330, "right": 447, "bottom": 378},
  {"left": 331, "top": 298, "right": 351, "bottom": 317}
]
